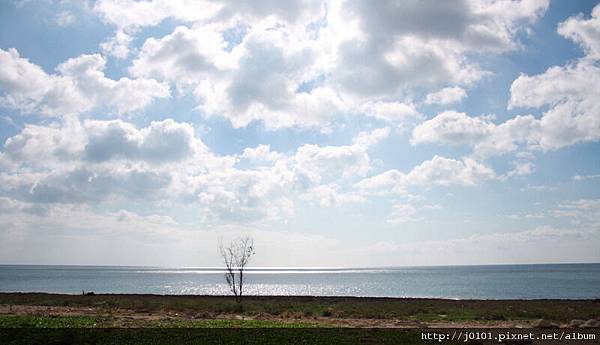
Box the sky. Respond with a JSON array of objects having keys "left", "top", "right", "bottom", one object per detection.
[{"left": 0, "top": 0, "right": 599, "bottom": 267}]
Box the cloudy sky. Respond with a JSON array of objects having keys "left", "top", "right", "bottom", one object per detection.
[{"left": 1, "top": 0, "right": 599, "bottom": 267}]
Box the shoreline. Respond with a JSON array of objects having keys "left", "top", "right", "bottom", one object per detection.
[{"left": 2, "top": 292, "right": 600, "bottom": 301}]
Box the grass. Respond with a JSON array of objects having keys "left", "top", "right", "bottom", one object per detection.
[
  {"left": 0, "top": 315, "right": 100, "bottom": 328},
  {"left": 1, "top": 293, "right": 599, "bottom": 323},
  {"left": 2, "top": 294, "right": 598, "bottom": 344},
  {"left": 0, "top": 315, "right": 321, "bottom": 328},
  {"left": 4, "top": 293, "right": 600, "bottom": 322}
]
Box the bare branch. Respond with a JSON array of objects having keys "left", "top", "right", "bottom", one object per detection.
[{"left": 218, "top": 236, "right": 255, "bottom": 302}]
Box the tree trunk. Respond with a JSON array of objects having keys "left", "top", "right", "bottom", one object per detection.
[{"left": 237, "top": 269, "right": 243, "bottom": 303}]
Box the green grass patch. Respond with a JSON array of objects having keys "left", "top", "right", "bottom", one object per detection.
[{"left": 0, "top": 315, "right": 100, "bottom": 328}]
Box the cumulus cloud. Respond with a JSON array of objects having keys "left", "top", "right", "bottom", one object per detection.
[
  {"left": 3, "top": 117, "right": 86, "bottom": 165},
  {"left": 412, "top": 111, "right": 493, "bottom": 146},
  {"left": 411, "top": 111, "right": 541, "bottom": 159},
  {"left": 360, "top": 102, "right": 423, "bottom": 126},
  {"left": 425, "top": 86, "right": 467, "bottom": 105},
  {"left": 356, "top": 155, "right": 496, "bottom": 195},
  {"left": 119, "top": 0, "right": 548, "bottom": 129},
  {"left": 93, "top": 0, "right": 322, "bottom": 31},
  {"left": 352, "top": 127, "right": 390, "bottom": 147},
  {"left": 4, "top": 118, "right": 202, "bottom": 166},
  {"left": 0, "top": 49, "right": 169, "bottom": 116},
  {"left": 1, "top": 119, "right": 389, "bottom": 223},
  {"left": 130, "top": 26, "right": 229, "bottom": 85},
  {"left": 100, "top": 30, "right": 133, "bottom": 59},
  {"left": 509, "top": 61, "right": 600, "bottom": 150},
  {"left": 239, "top": 145, "right": 282, "bottom": 163},
  {"left": 193, "top": 168, "right": 295, "bottom": 223},
  {"left": 3, "top": 166, "right": 171, "bottom": 205},
  {"left": 328, "top": 0, "right": 547, "bottom": 97},
  {"left": 409, "top": 4, "right": 600, "bottom": 162},
  {"left": 97, "top": 0, "right": 324, "bottom": 71},
  {"left": 505, "top": 4, "right": 600, "bottom": 151},
  {"left": 84, "top": 119, "right": 199, "bottom": 163},
  {"left": 182, "top": 135, "right": 378, "bottom": 222},
  {"left": 0, "top": 117, "right": 210, "bottom": 209},
  {"left": 4, "top": 0, "right": 600, "bottom": 267},
  {"left": 558, "top": 4, "right": 600, "bottom": 59}
]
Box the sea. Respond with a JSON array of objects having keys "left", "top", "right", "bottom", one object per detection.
[{"left": 0, "top": 263, "right": 599, "bottom": 299}]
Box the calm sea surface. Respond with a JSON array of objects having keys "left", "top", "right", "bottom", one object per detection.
[{"left": 0, "top": 264, "right": 599, "bottom": 299}]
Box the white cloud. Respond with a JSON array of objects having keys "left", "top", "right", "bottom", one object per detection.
[
  {"left": 182, "top": 133, "right": 378, "bottom": 222},
  {"left": 352, "top": 127, "right": 390, "bottom": 148},
  {"left": 130, "top": 26, "right": 229, "bottom": 86},
  {"left": 84, "top": 119, "right": 200, "bottom": 163},
  {"left": 506, "top": 5, "right": 600, "bottom": 152},
  {"left": 95, "top": 0, "right": 325, "bottom": 65},
  {"left": 3, "top": 117, "right": 86, "bottom": 165},
  {"left": 100, "top": 30, "right": 133, "bottom": 59},
  {"left": 120, "top": 0, "right": 548, "bottom": 129},
  {"left": 0, "top": 197, "right": 48, "bottom": 216},
  {"left": 509, "top": 61, "right": 600, "bottom": 151},
  {"left": 425, "top": 86, "right": 467, "bottom": 105},
  {"left": 1, "top": 117, "right": 213, "bottom": 208},
  {"left": 0, "top": 49, "right": 170, "bottom": 116},
  {"left": 573, "top": 174, "right": 600, "bottom": 181},
  {"left": 411, "top": 110, "right": 544, "bottom": 159},
  {"left": 192, "top": 28, "right": 344, "bottom": 129},
  {"left": 93, "top": 0, "right": 322, "bottom": 31},
  {"left": 240, "top": 145, "right": 282, "bottom": 163},
  {"left": 93, "top": 0, "right": 217, "bottom": 30},
  {"left": 193, "top": 168, "right": 295, "bottom": 223},
  {"left": 520, "top": 184, "right": 556, "bottom": 192},
  {"left": 507, "top": 160, "right": 535, "bottom": 177},
  {"left": 300, "top": 184, "right": 366, "bottom": 208},
  {"left": 54, "top": 11, "right": 75, "bottom": 27},
  {"left": 405, "top": 155, "right": 496, "bottom": 186},
  {"left": 293, "top": 144, "right": 371, "bottom": 184},
  {"left": 10, "top": 167, "right": 172, "bottom": 204},
  {"left": 134, "top": 24, "right": 345, "bottom": 129},
  {"left": 356, "top": 155, "right": 496, "bottom": 195},
  {"left": 2, "top": 118, "right": 388, "bottom": 224},
  {"left": 412, "top": 111, "right": 493, "bottom": 146},
  {"left": 360, "top": 102, "right": 423, "bottom": 126},
  {"left": 558, "top": 4, "right": 600, "bottom": 59},
  {"left": 554, "top": 199, "right": 600, "bottom": 228},
  {"left": 328, "top": 0, "right": 547, "bottom": 97},
  {"left": 506, "top": 152, "right": 536, "bottom": 178},
  {"left": 4, "top": 118, "right": 203, "bottom": 165}
]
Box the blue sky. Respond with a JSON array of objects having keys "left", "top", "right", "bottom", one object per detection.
[{"left": 0, "top": 0, "right": 599, "bottom": 267}]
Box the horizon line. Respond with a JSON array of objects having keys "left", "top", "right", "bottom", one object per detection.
[{"left": 1, "top": 262, "right": 598, "bottom": 270}]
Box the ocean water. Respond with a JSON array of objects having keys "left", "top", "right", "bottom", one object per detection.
[{"left": 0, "top": 264, "right": 599, "bottom": 299}]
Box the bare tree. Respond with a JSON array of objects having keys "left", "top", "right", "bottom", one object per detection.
[{"left": 219, "top": 236, "right": 255, "bottom": 302}]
